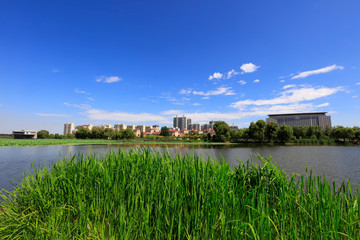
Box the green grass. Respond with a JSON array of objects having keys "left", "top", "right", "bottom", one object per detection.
[
  {"left": 1, "top": 149, "right": 359, "bottom": 239},
  {"left": 0, "top": 139, "right": 229, "bottom": 147}
]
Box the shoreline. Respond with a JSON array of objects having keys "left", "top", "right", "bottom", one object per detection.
[{"left": 0, "top": 138, "right": 358, "bottom": 147}]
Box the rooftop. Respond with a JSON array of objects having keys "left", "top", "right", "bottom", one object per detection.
[{"left": 268, "top": 112, "right": 328, "bottom": 117}]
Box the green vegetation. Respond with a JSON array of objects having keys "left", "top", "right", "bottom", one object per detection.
[
  {"left": 0, "top": 149, "right": 359, "bottom": 239},
  {"left": 0, "top": 138, "right": 227, "bottom": 147}
]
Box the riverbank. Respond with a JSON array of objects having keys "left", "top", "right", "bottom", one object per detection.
[
  {"left": 1, "top": 138, "right": 358, "bottom": 147},
  {"left": 0, "top": 138, "right": 231, "bottom": 147},
  {"left": 0, "top": 149, "right": 359, "bottom": 238}
]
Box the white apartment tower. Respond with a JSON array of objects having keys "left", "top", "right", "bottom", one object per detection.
[{"left": 64, "top": 123, "right": 75, "bottom": 135}]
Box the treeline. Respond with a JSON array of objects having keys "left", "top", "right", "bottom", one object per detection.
[{"left": 209, "top": 120, "right": 360, "bottom": 143}]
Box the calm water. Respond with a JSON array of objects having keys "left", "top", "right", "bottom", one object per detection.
[{"left": 1, "top": 144, "right": 360, "bottom": 193}]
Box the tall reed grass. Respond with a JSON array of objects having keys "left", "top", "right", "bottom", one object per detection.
[{"left": 0, "top": 148, "right": 359, "bottom": 239}]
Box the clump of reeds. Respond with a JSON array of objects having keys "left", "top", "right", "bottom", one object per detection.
[{"left": 0, "top": 148, "right": 359, "bottom": 239}]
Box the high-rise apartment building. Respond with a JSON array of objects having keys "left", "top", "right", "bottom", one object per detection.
[
  {"left": 94, "top": 124, "right": 113, "bottom": 130},
  {"left": 64, "top": 123, "right": 74, "bottom": 135},
  {"left": 266, "top": 112, "right": 332, "bottom": 129},
  {"left": 137, "top": 125, "right": 146, "bottom": 133},
  {"left": 114, "top": 123, "right": 126, "bottom": 131},
  {"left": 75, "top": 124, "right": 93, "bottom": 131},
  {"left": 173, "top": 115, "right": 191, "bottom": 130},
  {"left": 127, "top": 124, "right": 135, "bottom": 130},
  {"left": 186, "top": 119, "right": 192, "bottom": 130}
]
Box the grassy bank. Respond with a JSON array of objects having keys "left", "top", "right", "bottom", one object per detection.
[
  {"left": 0, "top": 138, "right": 229, "bottom": 147},
  {"left": 1, "top": 149, "right": 359, "bottom": 239}
]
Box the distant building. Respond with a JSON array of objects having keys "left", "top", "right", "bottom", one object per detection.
[
  {"left": 13, "top": 130, "right": 37, "bottom": 139},
  {"left": 114, "top": 123, "right": 126, "bottom": 131},
  {"left": 189, "top": 123, "right": 201, "bottom": 131},
  {"left": 173, "top": 115, "right": 189, "bottom": 130},
  {"left": 137, "top": 125, "right": 146, "bottom": 133},
  {"left": 266, "top": 112, "right": 332, "bottom": 129},
  {"left": 186, "top": 119, "right": 192, "bottom": 130},
  {"left": 64, "top": 123, "right": 74, "bottom": 135},
  {"left": 127, "top": 124, "right": 135, "bottom": 130},
  {"left": 94, "top": 124, "right": 113, "bottom": 130},
  {"left": 75, "top": 124, "right": 93, "bottom": 131}
]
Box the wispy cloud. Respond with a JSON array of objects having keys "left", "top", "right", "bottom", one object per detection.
[
  {"left": 240, "top": 63, "right": 260, "bottom": 73},
  {"left": 230, "top": 85, "right": 342, "bottom": 110},
  {"left": 193, "top": 87, "right": 235, "bottom": 96},
  {"left": 283, "top": 84, "right": 296, "bottom": 89},
  {"left": 253, "top": 79, "right": 260, "bottom": 83},
  {"left": 356, "top": 82, "right": 360, "bottom": 85},
  {"left": 238, "top": 80, "right": 247, "bottom": 85},
  {"left": 35, "top": 113, "right": 70, "bottom": 117},
  {"left": 96, "top": 75, "right": 122, "bottom": 83},
  {"left": 291, "top": 64, "right": 344, "bottom": 79},
  {"left": 208, "top": 72, "right": 223, "bottom": 80},
  {"left": 64, "top": 102, "right": 91, "bottom": 110},
  {"left": 160, "top": 110, "right": 185, "bottom": 116},
  {"left": 193, "top": 103, "right": 201, "bottom": 106},
  {"left": 87, "top": 97, "right": 95, "bottom": 101},
  {"left": 316, "top": 103, "right": 329, "bottom": 107},
  {"left": 52, "top": 68, "right": 61, "bottom": 73},
  {"left": 75, "top": 89, "right": 89, "bottom": 95},
  {"left": 86, "top": 109, "right": 170, "bottom": 124},
  {"left": 179, "top": 88, "right": 192, "bottom": 95},
  {"left": 226, "top": 69, "right": 239, "bottom": 79}
]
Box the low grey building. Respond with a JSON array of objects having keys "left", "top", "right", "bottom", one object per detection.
[
  {"left": 266, "top": 112, "right": 331, "bottom": 129},
  {"left": 13, "top": 130, "right": 37, "bottom": 139}
]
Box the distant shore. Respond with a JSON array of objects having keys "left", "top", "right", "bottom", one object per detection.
[{"left": 0, "top": 138, "right": 358, "bottom": 147}]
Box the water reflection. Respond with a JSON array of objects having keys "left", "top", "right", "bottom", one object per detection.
[{"left": 0, "top": 144, "right": 360, "bottom": 193}]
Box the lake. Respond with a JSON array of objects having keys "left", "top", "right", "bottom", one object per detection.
[{"left": 1, "top": 144, "right": 360, "bottom": 194}]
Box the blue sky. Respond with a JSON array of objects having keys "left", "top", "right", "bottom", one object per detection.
[{"left": 1, "top": 0, "right": 360, "bottom": 134}]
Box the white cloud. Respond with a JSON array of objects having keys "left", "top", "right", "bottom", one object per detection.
[
  {"left": 75, "top": 89, "right": 89, "bottom": 95},
  {"left": 35, "top": 113, "right": 70, "bottom": 117},
  {"left": 64, "top": 102, "right": 91, "bottom": 110},
  {"left": 179, "top": 88, "right": 192, "bottom": 95},
  {"left": 356, "top": 82, "right": 360, "bottom": 85},
  {"left": 253, "top": 79, "right": 260, "bottom": 83},
  {"left": 352, "top": 95, "right": 358, "bottom": 98},
  {"left": 202, "top": 96, "right": 210, "bottom": 100},
  {"left": 231, "top": 86, "right": 343, "bottom": 110},
  {"left": 283, "top": 84, "right": 296, "bottom": 89},
  {"left": 86, "top": 109, "right": 170, "bottom": 123},
  {"left": 193, "top": 103, "right": 201, "bottom": 106},
  {"left": 238, "top": 80, "right": 247, "bottom": 85},
  {"left": 193, "top": 87, "right": 235, "bottom": 96},
  {"left": 208, "top": 72, "right": 223, "bottom": 80},
  {"left": 160, "top": 110, "right": 185, "bottom": 116},
  {"left": 316, "top": 103, "right": 329, "bottom": 107},
  {"left": 240, "top": 63, "right": 260, "bottom": 73},
  {"left": 96, "top": 75, "right": 122, "bottom": 83},
  {"left": 280, "top": 80, "right": 285, "bottom": 83},
  {"left": 226, "top": 69, "right": 239, "bottom": 79},
  {"left": 291, "top": 64, "right": 344, "bottom": 79},
  {"left": 87, "top": 97, "right": 95, "bottom": 101}
]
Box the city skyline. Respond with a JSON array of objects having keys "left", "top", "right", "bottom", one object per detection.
[{"left": 1, "top": 1, "right": 360, "bottom": 134}]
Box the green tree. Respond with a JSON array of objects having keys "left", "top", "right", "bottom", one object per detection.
[
  {"left": 103, "top": 128, "right": 115, "bottom": 140},
  {"left": 213, "top": 121, "right": 231, "bottom": 142},
  {"left": 277, "top": 125, "right": 293, "bottom": 142},
  {"left": 160, "top": 126, "right": 170, "bottom": 137},
  {"left": 265, "top": 122, "right": 279, "bottom": 141},
  {"left": 66, "top": 133, "right": 75, "bottom": 139},
  {"left": 75, "top": 127, "right": 91, "bottom": 139},
  {"left": 323, "top": 126, "right": 332, "bottom": 137},
  {"left": 91, "top": 128, "right": 104, "bottom": 139},
  {"left": 54, "top": 133, "right": 62, "bottom": 139},
  {"left": 292, "top": 126, "right": 307, "bottom": 139},
  {"left": 122, "top": 128, "right": 136, "bottom": 139},
  {"left": 37, "top": 130, "right": 50, "bottom": 139}
]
